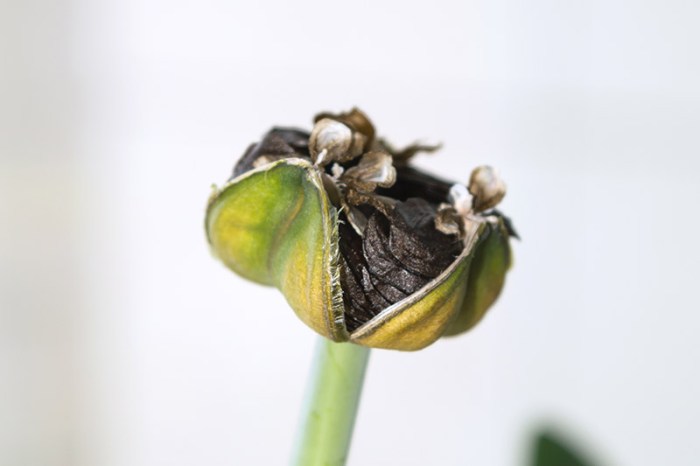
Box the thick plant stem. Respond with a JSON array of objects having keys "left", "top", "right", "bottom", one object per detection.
[{"left": 292, "top": 337, "right": 371, "bottom": 466}]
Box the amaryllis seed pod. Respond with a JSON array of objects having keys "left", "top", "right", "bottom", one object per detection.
[{"left": 206, "top": 108, "right": 515, "bottom": 351}]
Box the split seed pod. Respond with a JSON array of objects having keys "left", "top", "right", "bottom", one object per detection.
[{"left": 206, "top": 109, "right": 515, "bottom": 351}]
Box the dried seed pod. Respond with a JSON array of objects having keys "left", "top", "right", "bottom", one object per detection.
[{"left": 206, "top": 110, "right": 515, "bottom": 351}]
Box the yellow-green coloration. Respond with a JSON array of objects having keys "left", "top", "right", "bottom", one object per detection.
[
  {"left": 206, "top": 159, "right": 347, "bottom": 342},
  {"left": 206, "top": 158, "right": 510, "bottom": 351},
  {"left": 444, "top": 219, "right": 511, "bottom": 336},
  {"left": 350, "top": 251, "right": 474, "bottom": 350}
]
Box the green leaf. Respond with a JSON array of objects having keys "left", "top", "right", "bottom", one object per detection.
[{"left": 532, "top": 431, "right": 594, "bottom": 466}]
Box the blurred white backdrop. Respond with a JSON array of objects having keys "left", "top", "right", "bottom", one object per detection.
[{"left": 2, "top": 0, "right": 699, "bottom": 465}]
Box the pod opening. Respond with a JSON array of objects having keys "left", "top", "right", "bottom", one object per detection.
[{"left": 338, "top": 199, "right": 462, "bottom": 331}]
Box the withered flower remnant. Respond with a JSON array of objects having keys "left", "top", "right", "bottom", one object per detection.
[{"left": 206, "top": 108, "right": 515, "bottom": 350}]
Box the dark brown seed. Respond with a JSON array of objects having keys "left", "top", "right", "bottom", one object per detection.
[
  {"left": 232, "top": 128, "right": 310, "bottom": 178},
  {"left": 387, "top": 198, "right": 462, "bottom": 278},
  {"left": 338, "top": 200, "right": 462, "bottom": 330}
]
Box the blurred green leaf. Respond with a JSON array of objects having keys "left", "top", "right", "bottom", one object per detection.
[{"left": 532, "top": 431, "right": 594, "bottom": 466}]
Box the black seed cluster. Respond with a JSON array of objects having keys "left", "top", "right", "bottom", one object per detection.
[{"left": 339, "top": 200, "right": 462, "bottom": 332}]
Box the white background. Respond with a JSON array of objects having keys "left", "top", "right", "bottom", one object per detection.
[{"left": 2, "top": 0, "right": 699, "bottom": 465}]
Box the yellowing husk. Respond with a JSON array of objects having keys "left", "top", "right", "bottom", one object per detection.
[
  {"left": 444, "top": 219, "right": 512, "bottom": 337},
  {"left": 206, "top": 159, "right": 347, "bottom": 341}
]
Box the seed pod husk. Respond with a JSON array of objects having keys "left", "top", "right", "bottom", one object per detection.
[
  {"left": 443, "top": 217, "right": 512, "bottom": 336},
  {"left": 206, "top": 158, "right": 347, "bottom": 341}
]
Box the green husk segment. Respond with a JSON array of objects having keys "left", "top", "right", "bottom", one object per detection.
[
  {"left": 205, "top": 159, "right": 347, "bottom": 341},
  {"left": 349, "top": 249, "right": 475, "bottom": 350},
  {"left": 444, "top": 218, "right": 511, "bottom": 336}
]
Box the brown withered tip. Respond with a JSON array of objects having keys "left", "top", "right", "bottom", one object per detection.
[
  {"left": 309, "top": 119, "right": 354, "bottom": 166},
  {"left": 314, "top": 107, "right": 375, "bottom": 151},
  {"left": 468, "top": 165, "right": 506, "bottom": 212}
]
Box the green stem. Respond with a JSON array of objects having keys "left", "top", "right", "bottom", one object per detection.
[{"left": 292, "top": 336, "right": 371, "bottom": 466}]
